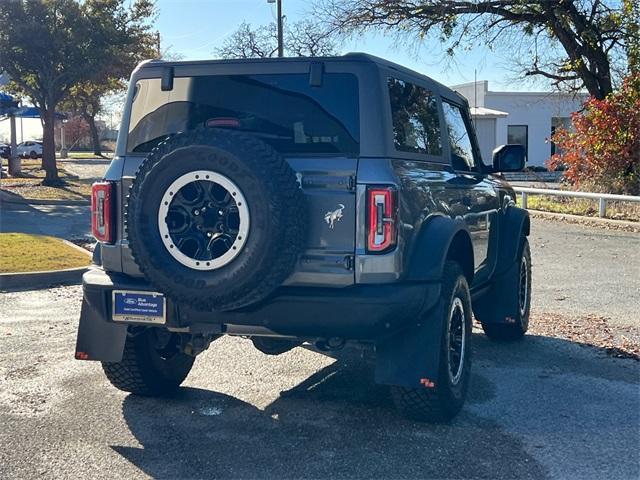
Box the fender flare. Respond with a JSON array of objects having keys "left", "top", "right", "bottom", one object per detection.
[{"left": 406, "top": 215, "right": 474, "bottom": 282}]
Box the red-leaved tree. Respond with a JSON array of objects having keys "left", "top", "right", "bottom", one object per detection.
[
  {"left": 64, "top": 115, "right": 91, "bottom": 148},
  {"left": 549, "top": 74, "right": 640, "bottom": 195}
]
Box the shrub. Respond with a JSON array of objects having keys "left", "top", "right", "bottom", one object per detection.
[{"left": 548, "top": 74, "right": 640, "bottom": 195}]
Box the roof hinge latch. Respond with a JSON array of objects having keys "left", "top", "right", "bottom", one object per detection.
[
  {"left": 161, "top": 67, "right": 174, "bottom": 91},
  {"left": 309, "top": 62, "right": 324, "bottom": 87}
]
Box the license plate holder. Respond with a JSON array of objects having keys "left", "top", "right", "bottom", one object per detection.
[{"left": 112, "top": 290, "right": 166, "bottom": 324}]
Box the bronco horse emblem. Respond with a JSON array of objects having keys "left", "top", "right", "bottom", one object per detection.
[{"left": 324, "top": 204, "right": 345, "bottom": 229}]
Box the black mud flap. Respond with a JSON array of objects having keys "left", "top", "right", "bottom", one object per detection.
[
  {"left": 472, "top": 206, "right": 529, "bottom": 325},
  {"left": 75, "top": 295, "right": 128, "bottom": 362},
  {"left": 374, "top": 293, "right": 444, "bottom": 388},
  {"left": 472, "top": 259, "right": 519, "bottom": 325}
]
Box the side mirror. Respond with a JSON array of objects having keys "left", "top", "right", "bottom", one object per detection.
[{"left": 492, "top": 144, "right": 525, "bottom": 172}]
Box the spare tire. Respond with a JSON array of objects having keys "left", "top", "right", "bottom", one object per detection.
[{"left": 126, "top": 128, "right": 306, "bottom": 311}]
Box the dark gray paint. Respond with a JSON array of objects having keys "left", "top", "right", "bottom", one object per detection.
[{"left": 105, "top": 54, "right": 519, "bottom": 291}]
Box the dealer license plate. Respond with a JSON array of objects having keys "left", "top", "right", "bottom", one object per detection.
[{"left": 112, "top": 290, "right": 166, "bottom": 324}]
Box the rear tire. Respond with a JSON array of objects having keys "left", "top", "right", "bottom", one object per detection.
[
  {"left": 29, "top": 150, "right": 38, "bottom": 159},
  {"left": 482, "top": 238, "right": 531, "bottom": 341},
  {"left": 391, "top": 261, "right": 472, "bottom": 422},
  {"left": 102, "top": 328, "right": 194, "bottom": 396}
]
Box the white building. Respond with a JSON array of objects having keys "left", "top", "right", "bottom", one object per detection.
[{"left": 452, "top": 81, "right": 588, "bottom": 167}]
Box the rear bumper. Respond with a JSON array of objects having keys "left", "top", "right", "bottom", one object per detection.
[{"left": 76, "top": 267, "right": 441, "bottom": 361}]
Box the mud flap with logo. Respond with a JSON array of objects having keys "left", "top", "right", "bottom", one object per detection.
[{"left": 374, "top": 293, "right": 445, "bottom": 388}]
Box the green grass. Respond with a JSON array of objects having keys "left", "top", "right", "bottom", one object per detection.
[
  {"left": 0, "top": 233, "right": 91, "bottom": 273},
  {"left": 519, "top": 195, "right": 640, "bottom": 222}
]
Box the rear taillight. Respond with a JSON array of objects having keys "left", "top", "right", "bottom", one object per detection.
[
  {"left": 91, "top": 182, "right": 115, "bottom": 243},
  {"left": 367, "top": 186, "right": 397, "bottom": 253}
]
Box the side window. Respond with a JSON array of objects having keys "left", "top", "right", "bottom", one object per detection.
[
  {"left": 442, "top": 102, "right": 476, "bottom": 172},
  {"left": 388, "top": 78, "right": 442, "bottom": 156}
]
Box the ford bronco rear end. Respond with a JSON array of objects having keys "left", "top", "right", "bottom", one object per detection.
[{"left": 76, "top": 54, "right": 531, "bottom": 422}]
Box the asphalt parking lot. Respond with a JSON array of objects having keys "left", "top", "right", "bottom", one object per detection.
[
  {"left": 1, "top": 218, "right": 639, "bottom": 479},
  {"left": 529, "top": 218, "right": 640, "bottom": 328}
]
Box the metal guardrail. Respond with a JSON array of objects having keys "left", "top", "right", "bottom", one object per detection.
[
  {"left": 512, "top": 187, "right": 640, "bottom": 218},
  {"left": 503, "top": 171, "right": 563, "bottom": 182}
]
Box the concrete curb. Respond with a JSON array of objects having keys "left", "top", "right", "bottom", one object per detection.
[
  {"left": 528, "top": 209, "right": 640, "bottom": 232},
  {"left": 0, "top": 189, "right": 89, "bottom": 206},
  {"left": 0, "top": 266, "right": 89, "bottom": 291},
  {"left": 0, "top": 239, "right": 92, "bottom": 292}
]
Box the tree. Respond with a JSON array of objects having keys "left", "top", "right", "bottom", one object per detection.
[
  {"left": 0, "top": 0, "right": 155, "bottom": 184},
  {"left": 548, "top": 73, "right": 640, "bottom": 195},
  {"left": 61, "top": 80, "right": 118, "bottom": 156},
  {"left": 215, "top": 20, "right": 338, "bottom": 59},
  {"left": 61, "top": 0, "right": 157, "bottom": 156},
  {"left": 316, "top": 0, "right": 634, "bottom": 99},
  {"left": 63, "top": 115, "right": 92, "bottom": 148},
  {"left": 623, "top": 0, "right": 640, "bottom": 74}
]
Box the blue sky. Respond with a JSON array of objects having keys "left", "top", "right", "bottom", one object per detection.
[
  {"left": 0, "top": 0, "right": 539, "bottom": 142},
  {"left": 155, "top": 0, "right": 531, "bottom": 90}
]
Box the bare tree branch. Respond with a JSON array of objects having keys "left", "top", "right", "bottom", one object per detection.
[
  {"left": 315, "top": 0, "right": 630, "bottom": 98},
  {"left": 215, "top": 20, "right": 338, "bottom": 59}
]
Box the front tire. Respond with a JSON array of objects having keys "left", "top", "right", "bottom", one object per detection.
[
  {"left": 391, "top": 261, "right": 472, "bottom": 422},
  {"left": 29, "top": 150, "right": 38, "bottom": 159},
  {"left": 102, "top": 328, "right": 195, "bottom": 396}
]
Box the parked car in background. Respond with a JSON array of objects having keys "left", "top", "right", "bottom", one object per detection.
[
  {"left": 0, "top": 143, "right": 10, "bottom": 159},
  {"left": 16, "top": 141, "right": 43, "bottom": 159}
]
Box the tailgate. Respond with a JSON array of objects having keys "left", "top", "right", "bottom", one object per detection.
[
  {"left": 116, "top": 155, "right": 358, "bottom": 287},
  {"left": 283, "top": 156, "right": 357, "bottom": 287}
]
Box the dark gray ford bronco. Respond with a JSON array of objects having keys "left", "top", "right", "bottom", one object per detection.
[{"left": 76, "top": 53, "right": 531, "bottom": 422}]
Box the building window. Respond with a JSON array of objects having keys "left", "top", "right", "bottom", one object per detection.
[
  {"left": 507, "top": 125, "right": 528, "bottom": 161},
  {"left": 551, "top": 117, "right": 571, "bottom": 156},
  {"left": 388, "top": 78, "right": 442, "bottom": 156}
]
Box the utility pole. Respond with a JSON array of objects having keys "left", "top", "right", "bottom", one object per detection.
[
  {"left": 8, "top": 113, "right": 20, "bottom": 175},
  {"left": 277, "top": 0, "right": 283, "bottom": 57},
  {"left": 156, "top": 31, "right": 161, "bottom": 58},
  {"left": 1, "top": 95, "right": 20, "bottom": 175},
  {"left": 268, "top": 0, "right": 284, "bottom": 57}
]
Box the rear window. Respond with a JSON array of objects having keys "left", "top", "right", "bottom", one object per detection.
[{"left": 127, "top": 73, "right": 359, "bottom": 155}]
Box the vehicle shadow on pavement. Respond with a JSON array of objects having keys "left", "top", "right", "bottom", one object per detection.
[{"left": 114, "top": 332, "right": 640, "bottom": 479}]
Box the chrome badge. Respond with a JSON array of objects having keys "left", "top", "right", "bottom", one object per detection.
[{"left": 324, "top": 204, "right": 345, "bottom": 229}]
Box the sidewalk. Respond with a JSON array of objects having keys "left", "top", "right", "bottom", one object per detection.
[
  {"left": 58, "top": 157, "right": 110, "bottom": 180},
  {"left": 0, "top": 157, "right": 105, "bottom": 239},
  {"left": 0, "top": 196, "right": 90, "bottom": 239}
]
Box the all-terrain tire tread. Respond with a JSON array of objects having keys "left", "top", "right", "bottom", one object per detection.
[
  {"left": 390, "top": 262, "right": 470, "bottom": 423},
  {"left": 101, "top": 332, "right": 193, "bottom": 396},
  {"left": 126, "top": 128, "right": 306, "bottom": 311}
]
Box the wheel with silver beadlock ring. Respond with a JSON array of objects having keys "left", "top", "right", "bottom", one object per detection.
[
  {"left": 157, "top": 170, "right": 250, "bottom": 271},
  {"left": 125, "top": 128, "right": 306, "bottom": 311}
]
